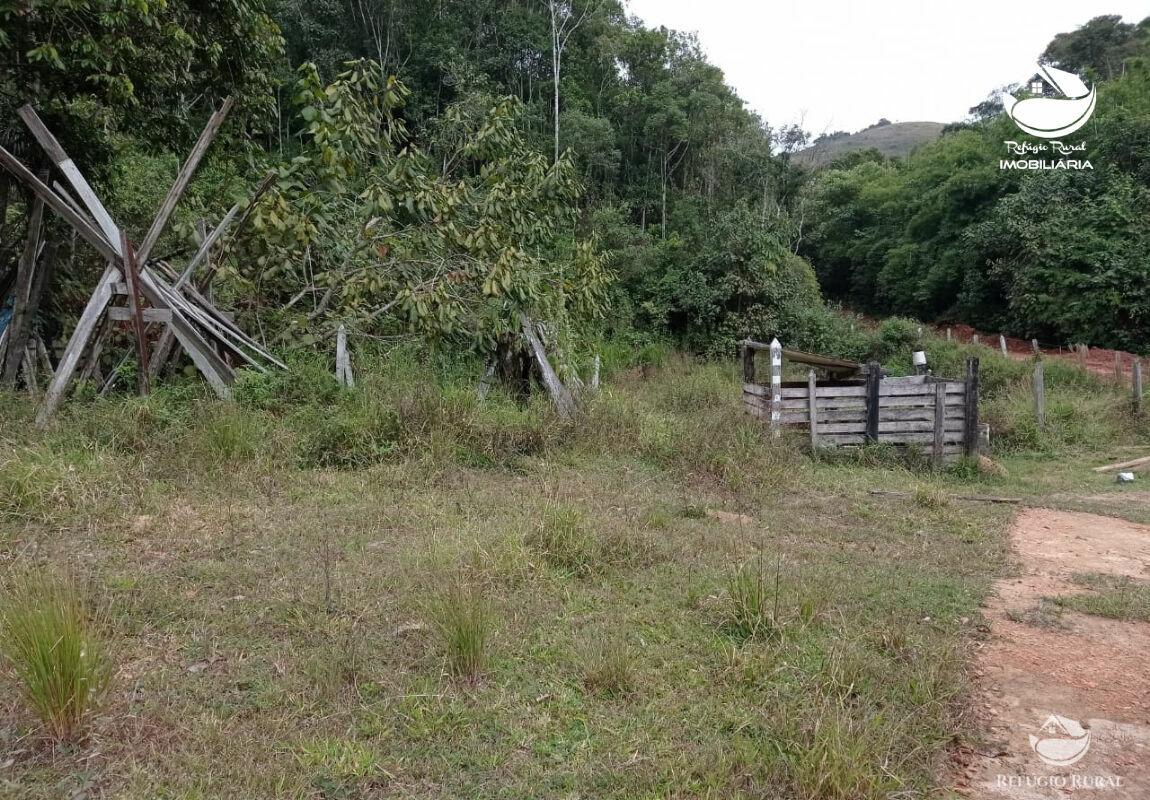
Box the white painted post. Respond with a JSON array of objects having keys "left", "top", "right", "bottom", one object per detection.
[
  {"left": 999, "top": 335, "right": 1007, "bottom": 357},
  {"left": 946, "top": 327, "right": 952, "bottom": 342},
  {"left": 770, "top": 337, "right": 782, "bottom": 438},
  {"left": 1031, "top": 338, "right": 1039, "bottom": 354},
  {"left": 973, "top": 334, "right": 980, "bottom": 347}
]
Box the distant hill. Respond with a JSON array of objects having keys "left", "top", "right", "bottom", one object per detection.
[{"left": 795, "top": 121, "right": 946, "bottom": 166}]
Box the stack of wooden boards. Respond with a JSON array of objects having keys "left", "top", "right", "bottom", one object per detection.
[{"left": 0, "top": 100, "right": 285, "bottom": 427}]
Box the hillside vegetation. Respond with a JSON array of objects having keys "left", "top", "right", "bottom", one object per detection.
[{"left": 796, "top": 121, "right": 945, "bottom": 165}]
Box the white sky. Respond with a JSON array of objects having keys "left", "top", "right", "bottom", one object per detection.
[{"left": 624, "top": 0, "right": 1149, "bottom": 134}]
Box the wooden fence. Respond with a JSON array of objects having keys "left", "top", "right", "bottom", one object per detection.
[{"left": 741, "top": 340, "right": 980, "bottom": 463}]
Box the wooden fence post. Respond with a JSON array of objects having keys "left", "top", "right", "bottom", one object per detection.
[
  {"left": 335, "top": 324, "right": 354, "bottom": 388},
  {"left": 477, "top": 358, "right": 495, "bottom": 400},
  {"left": 1078, "top": 343, "right": 1088, "bottom": 370},
  {"left": 973, "top": 334, "right": 980, "bottom": 346},
  {"left": 741, "top": 340, "right": 755, "bottom": 384},
  {"left": 946, "top": 327, "right": 952, "bottom": 342},
  {"left": 769, "top": 338, "right": 782, "bottom": 438},
  {"left": 1114, "top": 351, "right": 1121, "bottom": 383},
  {"left": 865, "top": 361, "right": 880, "bottom": 444},
  {"left": 963, "top": 358, "right": 980, "bottom": 457},
  {"left": 1031, "top": 338, "right": 1039, "bottom": 354},
  {"left": 932, "top": 381, "right": 945, "bottom": 465},
  {"left": 1034, "top": 360, "right": 1045, "bottom": 431},
  {"left": 999, "top": 335, "right": 1007, "bottom": 357},
  {"left": 590, "top": 355, "right": 600, "bottom": 392},
  {"left": 807, "top": 369, "right": 818, "bottom": 449},
  {"left": 1134, "top": 358, "right": 1143, "bottom": 414}
]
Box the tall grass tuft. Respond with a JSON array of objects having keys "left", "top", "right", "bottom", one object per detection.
[
  {"left": 724, "top": 556, "right": 781, "bottom": 640},
  {"left": 0, "top": 573, "right": 110, "bottom": 741},
  {"left": 428, "top": 583, "right": 492, "bottom": 682}
]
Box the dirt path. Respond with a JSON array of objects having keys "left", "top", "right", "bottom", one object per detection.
[{"left": 956, "top": 508, "right": 1150, "bottom": 798}]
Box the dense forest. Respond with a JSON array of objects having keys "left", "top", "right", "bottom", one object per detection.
[{"left": 2, "top": 4, "right": 1150, "bottom": 386}]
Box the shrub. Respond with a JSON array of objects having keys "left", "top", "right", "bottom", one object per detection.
[{"left": 0, "top": 573, "right": 110, "bottom": 741}]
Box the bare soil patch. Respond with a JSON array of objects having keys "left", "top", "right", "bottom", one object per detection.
[{"left": 959, "top": 509, "right": 1150, "bottom": 798}]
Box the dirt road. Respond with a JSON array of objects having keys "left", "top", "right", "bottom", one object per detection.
[{"left": 956, "top": 508, "right": 1150, "bottom": 798}]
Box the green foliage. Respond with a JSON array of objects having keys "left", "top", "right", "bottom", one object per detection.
[
  {"left": 228, "top": 61, "right": 611, "bottom": 353},
  {"left": 1, "top": 573, "right": 110, "bottom": 741}
]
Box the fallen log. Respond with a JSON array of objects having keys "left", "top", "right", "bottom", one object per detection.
[
  {"left": 1091, "top": 454, "right": 1150, "bottom": 473},
  {"left": 868, "top": 490, "right": 1021, "bottom": 504}
]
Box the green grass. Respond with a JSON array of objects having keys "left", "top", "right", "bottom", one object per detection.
[
  {"left": 0, "top": 345, "right": 1127, "bottom": 798},
  {"left": 0, "top": 572, "right": 110, "bottom": 741},
  {"left": 1058, "top": 573, "right": 1150, "bottom": 622}
]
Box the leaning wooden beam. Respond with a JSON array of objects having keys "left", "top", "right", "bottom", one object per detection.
[
  {"left": 174, "top": 202, "right": 239, "bottom": 289},
  {"left": 17, "top": 105, "right": 121, "bottom": 249},
  {"left": 519, "top": 312, "right": 576, "bottom": 420},
  {"left": 0, "top": 146, "right": 119, "bottom": 263},
  {"left": 1091, "top": 454, "right": 1150, "bottom": 473},
  {"left": 136, "top": 97, "right": 234, "bottom": 265},
  {"left": 2, "top": 189, "right": 46, "bottom": 387},
  {"left": 868, "top": 490, "right": 1021, "bottom": 504},
  {"left": 36, "top": 265, "right": 122, "bottom": 427}
]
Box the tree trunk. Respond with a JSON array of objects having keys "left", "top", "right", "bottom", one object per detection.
[{"left": 2, "top": 192, "right": 46, "bottom": 388}]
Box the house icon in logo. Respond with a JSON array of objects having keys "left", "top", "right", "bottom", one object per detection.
[
  {"left": 1002, "top": 64, "right": 1096, "bottom": 138},
  {"left": 1028, "top": 714, "right": 1092, "bottom": 766}
]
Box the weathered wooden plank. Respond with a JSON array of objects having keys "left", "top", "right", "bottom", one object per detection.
[
  {"left": 35, "top": 265, "right": 122, "bottom": 427},
  {"left": 865, "top": 363, "right": 880, "bottom": 443},
  {"left": 107, "top": 307, "right": 173, "bottom": 323},
  {"left": 807, "top": 369, "right": 818, "bottom": 449},
  {"left": 120, "top": 232, "right": 151, "bottom": 395},
  {"left": 774, "top": 383, "right": 965, "bottom": 399},
  {"left": 932, "top": 381, "right": 945, "bottom": 465},
  {"left": 819, "top": 432, "right": 967, "bottom": 445},
  {"left": 963, "top": 358, "right": 980, "bottom": 457},
  {"left": 742, "top": 342, "right": 755, "bottom": 383},
  {"left": 18, "top": 105, "right": 121, "bottom": 251},
  {"left": 0, "top": 146, "right": 120, "bottom": 263}
]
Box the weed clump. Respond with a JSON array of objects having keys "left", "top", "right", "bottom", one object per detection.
[
  {"left": 427, "top": 583, "right": 492, "bottom": 681},
  {"left": 579, "top": 638, "right": 635, "bottom": 696},
  {"left": 0, "top": 573, "right": 110, "bottom": 741}
]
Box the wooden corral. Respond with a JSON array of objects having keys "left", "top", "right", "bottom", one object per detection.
[{"left": 740, "top": 339, "right": 980, "bottom": 463}]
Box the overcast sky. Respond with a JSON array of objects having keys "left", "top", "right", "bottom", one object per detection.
[{"left": 624, "top": 0, "right": 1148, "bottom": 134}]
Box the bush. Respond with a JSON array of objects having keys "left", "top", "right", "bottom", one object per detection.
[{"left": 0, "top": 573, "right": 110, "bottom": 741}]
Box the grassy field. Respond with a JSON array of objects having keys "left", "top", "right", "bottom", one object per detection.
[{"left": 1, "top": 345, "right": 1145, "bottom": 799}]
